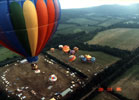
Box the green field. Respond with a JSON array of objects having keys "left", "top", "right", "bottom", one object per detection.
[
  {"left": 56, "top": 24, "right": 98, "bottom": 34},
  {"left": 56, "top": 15, "right": 124, "bottom": 35},
  {"left": 56, "top": 26, "right": 83, "bottom": 34},
  {"left": 91, "top": 92, "right": 119, "bottom": 100},
  {"left": 85, "top": 13, "right": 96, "bottom": 16},
  {"left": 48, "top": 49, "right": 120, "bottom": 77},
  {"left": 67, "top": 18, "right": 98, "bottom": 25},
  {"left": 98, "top": 18, "right": 122, "bottom": 27},
  {"left": 56, "top": 16, "right": 101, "bottom": 35},
  {"left": 0, "top": 47, "right": 19, "bottom": 62},
  {"left": 57, "top": 24, "right": 78, "bottom": 30},
  {"left": 110, "top": 64, "right": 139, "bottom": 100},
  {"left": 87, "top": 28, "right": 139, "bottom": 51},
  {"left": 124, "top": 20, "right": 139, "bottom": 24},
  {"left": 89, "top": 16, "right": 108, "bottom": 21}
]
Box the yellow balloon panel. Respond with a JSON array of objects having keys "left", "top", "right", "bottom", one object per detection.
[{"left": 23, "top": 0, "right": 38, "bottom": 56}]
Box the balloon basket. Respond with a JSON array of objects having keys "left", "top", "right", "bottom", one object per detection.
[
  {"left": 27, "top": 56, "right": 38, "bottom": 63},
  {"left": 34, "top": 69, "right": 41, "bottom": 74},
  {"left": 31, "top": 63, "right": 39, "bottom": 70}
]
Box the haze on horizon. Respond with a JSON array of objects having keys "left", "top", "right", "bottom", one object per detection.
[{"left": 59, "top": 0, "right": 139, "bottom": 9}]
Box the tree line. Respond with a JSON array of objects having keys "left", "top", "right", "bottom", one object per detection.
[{"left": 45, "top": 26, "right": 131, "bottom": 59}]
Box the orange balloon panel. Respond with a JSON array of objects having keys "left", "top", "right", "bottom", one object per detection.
[
  {"left": 63, "top": 45, "right": 70, "bottom": 53},
  {"left": 35, "top": 0, "right": 48, "bottom": 55}
]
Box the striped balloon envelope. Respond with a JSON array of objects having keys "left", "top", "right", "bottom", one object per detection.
[
  {"left": 69, "top": 55, "right": 76, "bottom": 62},
  {"left": 49, "top": 74, "right": 57, "bottom": 82},
  {"left": 0, "top": 0, "right": 61, "bottom": 63}
]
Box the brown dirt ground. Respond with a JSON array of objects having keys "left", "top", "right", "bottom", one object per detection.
[{"left": 0, "top": 55, "right": 82, "bottom": 100}]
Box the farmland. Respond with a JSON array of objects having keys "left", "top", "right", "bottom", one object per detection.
[
  {"left": 98, "top": 18, "right": 122, "bottom": 27},
  {"left": 110, "top": 64, "right": 139, "bottom": 100},
  {"left": 56, "top": 24, "right": 98, "bottom": 34},
  {"left": 87, "top": 28, "right": 139, "bottom": 51},
  {"left": 0, "top": 48, "right": 19, "bottom": 62},
  {"left": 66, "top": 18, "right": 98, "bottom": 26},
  {"left": 0, "top": 4, "right": 139, "bottom": 100},
  {"left": 56, "top": 10, "right": 125, "bottom": 35},
  {"left": 91, "top": 92, "right": 119, "bottom": 100},
  {"left": 48, "top": 49, "right": 120, "bottom": 78}
]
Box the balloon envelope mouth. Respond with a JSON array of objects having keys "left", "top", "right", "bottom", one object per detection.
[{"left": 27, "top": 56, "right": 38, "bottom": 63}]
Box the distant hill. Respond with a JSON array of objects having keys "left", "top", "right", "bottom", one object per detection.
[
  {"left": 88, "top": 4, "right": 139, "bottom": 15},
  {"left": 61, "top": 4, "right": 139, "bottom": 17}
]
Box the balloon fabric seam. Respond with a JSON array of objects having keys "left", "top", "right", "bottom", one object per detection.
[{"left": 0, "top": 21, "right": 59, "bottom": 33}]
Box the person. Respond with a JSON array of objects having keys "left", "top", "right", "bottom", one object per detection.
[{"left": 31, "top": 63, "right": 38, "bottom": 70}]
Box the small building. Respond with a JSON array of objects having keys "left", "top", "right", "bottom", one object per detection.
[{"left": 60, "top": 88, "right": 73, "bottom": 97}]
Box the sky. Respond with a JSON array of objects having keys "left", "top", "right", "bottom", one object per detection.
[{"left": 59, "top": 0, "right": 139, "bottom": 9}]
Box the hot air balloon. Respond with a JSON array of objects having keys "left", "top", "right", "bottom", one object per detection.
[
  {"left": 0, "top": 0, "right": 61, "bottom": 65},
  {"left": 50, "top": 48, "right": 55, "bottom": 53},
  {"left": 58, "top": 45, "right": 63, "bottom": 49},
  {"left": 70, "top": 50, "right": 76, "bottom": 55},
  {"left": 69, "top": 55, "right": 76, "bottom": 62},
  {"left": 85, "top": 55, "right": 92, "bottom": 61},
  {"left": 91, "top": 57, "right": 96, "bottom": 63},
  {"left": 73, "top": 47, "right": 79, "bottom": 52},
  {"left": 81, "top": 57, "right": 87, "bottom": 62},
  {"left": 79, "top": 55, "right": 84, "bottom": 59},
  {"left": 49, "top": 74, "right": 57, "bottom": 82},
  {"left": 31, "top": 63, "right": 38, "bottom": 70},
  {"left": 63, "top": 45, "right": 70, "bottom": 53}
]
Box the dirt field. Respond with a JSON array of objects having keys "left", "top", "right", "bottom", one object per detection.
[
  {"left": 87, "top": 28, "right": 139, "bottom": 51},
  {"left": 91, "top": 92, "right": 120, "bottom": 100},
  {"left": 0, "top": 55, "right": 82, "bottom": 100},
  {"left": 110, "top": 64, "right": 139, "bottom": 100},
  {"left": 48, "top": 49, "right": 120, "bottom": 78}
]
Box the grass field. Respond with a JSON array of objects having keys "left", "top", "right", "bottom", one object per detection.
[
  {"left": 110, "top": 64, "right": 139, "bottom": 100},
  {"left": 87, "top": 28, "right": 139, "bottom": 51},
  {"left": 124, "top": 20, "right": 139, "bottom": 24},
  {"left": 67, "top": 18, "right": 98, "bottom": 25},
  {"left": 91, "top": 92, "right": 119, "bottom": 100},
  {"left": 56, "top": 24, "right": 98, "bottom": 34},
  {"left": 56, "top": 16, "right": 123, "bottom": 35},
  {"left": 0, "top": 47, "right": 19, "bottom": 62},
  {"left": 0, "top": 55, "right": 82, "bottom": 100},
  {"left": 48, "top": 49, "right": 120, "bottom": 78},
  {"left": 57, "top": 24, "right": 78, "bottom": 30},
  {"left": 98, "top": 19, "right": 122, "bottom": 27},
  {"left": 89, "top": 16, "right": 108, "bottom": 21},
  {"left": 56, "top": 27, "right": 83, "bottom": 34}
]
